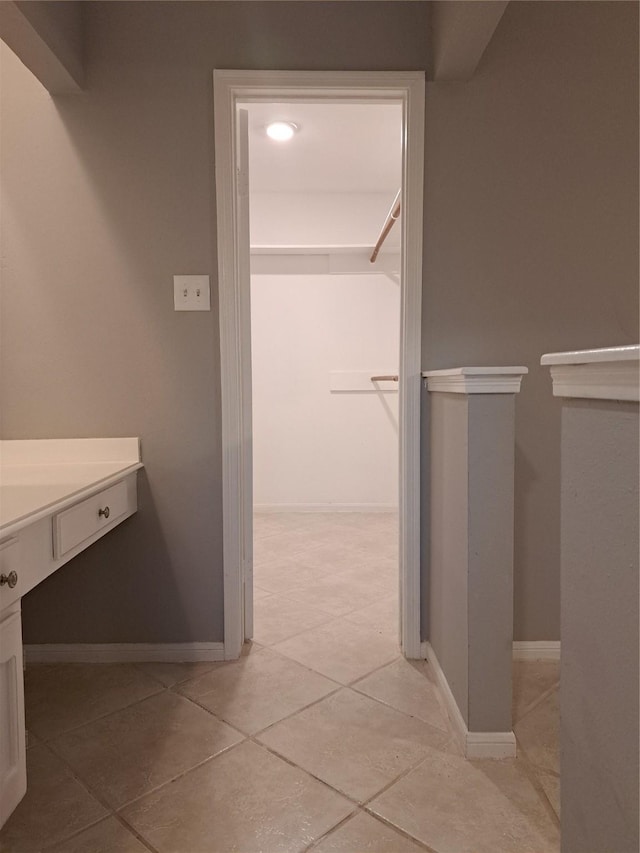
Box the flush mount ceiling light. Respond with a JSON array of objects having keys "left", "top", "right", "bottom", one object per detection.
[{"left": 265, "top": 121, "right": 298, "bottom": 142}]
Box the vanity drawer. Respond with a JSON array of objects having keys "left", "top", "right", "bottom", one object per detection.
[
  {"left": 0, "top": 538, "right": 22, "bottom": 611},
  {"left": 53, "top": 480, "right": 130, "bottom": 559}
]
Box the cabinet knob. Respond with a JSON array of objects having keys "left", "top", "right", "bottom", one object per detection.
[
  {"left": 98, "top": 506, "right": 111, "bottom": 519},
  {"left": 0, "top": 571, "right": 18, "bottom": 589}
]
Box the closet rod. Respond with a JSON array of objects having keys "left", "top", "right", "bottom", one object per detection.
[{"left": 370, "top": 189, "right": 401, "bottom": 263}]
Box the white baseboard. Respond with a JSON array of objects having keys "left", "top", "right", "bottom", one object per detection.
[
  {"left": 24, "top": 643, "right": 226, "bottom": 664},
  {"left": 422, "top": 642, "right": 516, "bottom": 760},
  {"left": 465, "top": 731, "right": 517, "bottom": 760},
  {"left": 512, "top": 641, "right": 561, "bottom": 661},
  {"left": 254, "top": 504, "right": 398, "bottom": 514}
]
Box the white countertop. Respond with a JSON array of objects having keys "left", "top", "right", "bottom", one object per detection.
[{"left": 0, "top": 439, "right": 143, "bottom": 538}]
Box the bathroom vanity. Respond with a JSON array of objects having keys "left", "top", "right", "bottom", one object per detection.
[{"left": 0, "top": 438, "right": 143, "bottom": 827}]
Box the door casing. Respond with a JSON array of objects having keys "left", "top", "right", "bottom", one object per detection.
[{"left": 213, "top": 69, "right": 425, "bottom": 660}]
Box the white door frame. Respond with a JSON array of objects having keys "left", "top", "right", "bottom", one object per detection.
[{"left": 213, "top": 70, "right": 425, "bottom": 661}]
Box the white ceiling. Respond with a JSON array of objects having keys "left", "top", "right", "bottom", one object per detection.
[{"left": 245, "top": 102, "right": 402, "bottom": 194}]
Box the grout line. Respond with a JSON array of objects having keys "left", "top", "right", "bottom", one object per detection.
[
  {"left": 35, "top": 742, "right": 130, "bottom": 851},
  {"left": 111, "top": 813, "right": 161, "bottom": 853},
  {"left": 513, "top": 679, "right": 560, "bottom": 726},
  {"left": 303, "top": 809, "right": 362, "bottom": 851},
  {"left": 29, "top": 684, "right": 166, "bottom": 746},
  {"left": 345, "top": 655, "right": 404, "bottom": 688},
  {"left": 512, "top": 734, "right": 561, "bottom": 830},
  {"left": 248, "top": 737, "right": 364, "bottom": 808},
  {"left": 112, "top": 739, "right": 246, "bottom": 814},
  {"left": 361, "top": 811, "right": 440, "bottom": 853},
  {"left": 359, "top": 747, "right": 442, "bottom": 810},
  {"left": 348, "top": 680, "right": 455, "bottom": 738},
  {"left": 39, "top": 815, "right": 114, "bottom": 852},
  {"left": 253, "top": 611, "right": 342, "bottom": 645},
  {"left": 273, "top": 590, "right": 395, "bottom": 621},
  {"left": 179, "top": 678, "right": 344, "bottom": 740}
]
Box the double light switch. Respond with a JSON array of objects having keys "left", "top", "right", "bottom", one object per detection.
[{"left": 173, "top": 275, "right": 211, "bottom": 311}]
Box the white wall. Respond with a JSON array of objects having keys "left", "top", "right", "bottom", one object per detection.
[
  {"left": 250, "top": 190, "right": 401, "bottom": 511},
  {"left": 250, "top": 192, "right": 401, "bottom": 249},
  {"left": 251, "top": 271, "right": 399, "bottom": 510}
]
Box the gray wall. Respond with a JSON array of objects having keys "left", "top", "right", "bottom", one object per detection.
[
  {"left": 0, "top": 1, "right": 84, "bottom": 91},
  {"left": 0, "top": 1, "right": 429, "bottom": 644},
  {"left": 423, "top": 0, "right": 639, "bottom": 641},
  {"left": 14, "top": 1, "right": 84, "bottom": 83},
  {"left": 560, "top": 399, "right": 639, "bottom": 853},
  {"left": 429, "top": 392, "right": 514, "bottom": 732},
  {"left": 1, "top": 2, "right": 637, "bottom": 645},
  {"left": 428, "top": 393, "right": 469, "bottom": 718}
]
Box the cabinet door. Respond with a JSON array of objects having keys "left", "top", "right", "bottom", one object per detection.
[{"left": 0, "top": 609, "right": 26, "bottom": 828}]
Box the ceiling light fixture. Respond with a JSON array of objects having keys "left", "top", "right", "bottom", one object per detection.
[{"left": 265, "top": 121, "right": 298, "bottom": 142}]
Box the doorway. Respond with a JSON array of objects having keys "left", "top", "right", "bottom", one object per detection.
[{"left": 213, "top": 71, "right": 425, "bottom": 661}]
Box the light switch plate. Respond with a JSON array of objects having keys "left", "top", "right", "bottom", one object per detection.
[{"left": 173, "top": 275, "right": 211, "bottom": 311}]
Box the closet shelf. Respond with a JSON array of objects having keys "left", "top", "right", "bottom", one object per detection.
[{"left": 250, "top": 244, "right": 398, "bottom": 256}]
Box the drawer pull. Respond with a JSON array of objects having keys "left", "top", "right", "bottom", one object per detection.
[
  {"left": 0, "top": 572, "right": 18, "bottom": 589},
  {"left": 98, "top": 506, "right": 111, "bottom": 520}
]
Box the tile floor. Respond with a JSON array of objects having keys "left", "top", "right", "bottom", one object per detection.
[{"left": 1, "top": 513, "right": 560, "bottom": 853}]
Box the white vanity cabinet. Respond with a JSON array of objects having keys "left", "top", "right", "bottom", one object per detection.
[
  {"left": 0, "top": 438, "right": 143, "bottom": 827},
  {"left": 0, "top": 607, "right": 26, "bottom": 828}
]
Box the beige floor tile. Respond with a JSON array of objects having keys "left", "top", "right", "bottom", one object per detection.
[
  {"left": 282, "top": 573, "right": 390, "bottom": 617},
  {"left": 50, "top": 691, "right": 243, "bottom": 809},
  {"left": 536, "top": 770, "right": 561, "bottom": 819},
  {"left": 288, "top": 527, "right": 353, "bottom": 551},
  {"left": 137, "top": 642, "right": 265, "bottom": 689},
  {"left": 313, "top": 812, "right": 426, "bottom": 853},
  {"left": 133, "top": 661, "right": 219, "bottom": 688},
  {"left": 353, "top": 658, "right": 451, "bottom": 733},
  {"left": 253, "top": 557, "right": 329, "bottom": 594},
  {"left": 336, "top": 562, "right": 398, "bottom": 590},
  {"left": 46, "top": 817, "right": 149, "bottom": 853},
  {"left": 258, "top": 688, "right": 449, "bottom": 803},
  {"left": 0, "top": 744, "right": 107, "bottom": 853},
  {"left": 512, "top": 661, "right": 560, "bottom": 723},
  {"left": 253, "top": 584, "right": 273, "bottom": 600},
  {"left": 254, "top": 512, "right": 324, "bottom": 536},
  {"left": 273, "top": 618, "right": 399, "bottom": 684},
  {"left": 343, "top": 594, "right": 399, "bottom": 639},
  {"left": 254, "top": 531, "right": 310, "bottom": 563},
  {"left": 369, "top": 749, "right": 560, "bottom": 853},
  {"left": 252, "top": 594, "right": 334, "bottom": 646},
  {"left": 514, "top": 689, "right": 559, "bottom": 774},
  {"left": 287, "top": 541, "right": 366, "bottom": 572},
  {"left": 178, "top": 647, "right": 338, "bottom": 734},
  {"left": 24, "top": 664, "right": 162, "bottom": 741},
  {"left": 11, "top": 514, "right": 558, "bottom": 853},
  {"left": 121, "top": 740, "right": 354, "bottom": 853}
]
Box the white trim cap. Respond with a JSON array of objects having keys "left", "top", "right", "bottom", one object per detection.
[
  {"left": 422, "top": 366, "right": 528, "bottom": 394},
  {"left": 541, "top": 345, "right": 639, "bottom": 402}
]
